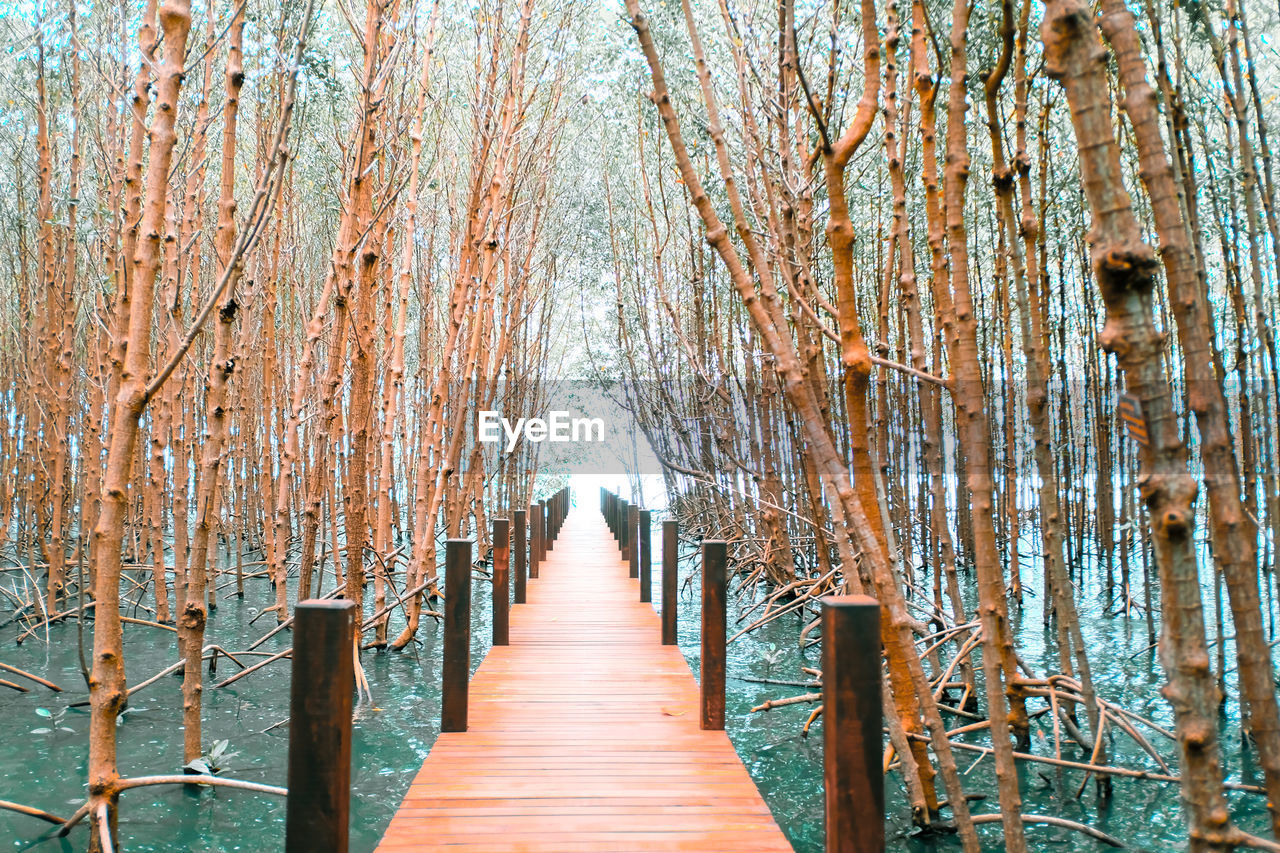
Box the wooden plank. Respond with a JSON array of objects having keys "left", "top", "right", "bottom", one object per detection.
[{"left": 375, "top": 506, "right": 794, "bottom": 852}]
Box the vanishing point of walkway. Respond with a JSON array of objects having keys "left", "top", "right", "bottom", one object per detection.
[{"left": 376, "top": 507, "right": 793, "bottom": 852}]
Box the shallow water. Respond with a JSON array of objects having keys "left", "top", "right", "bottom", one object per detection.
[
  {"left": 1, "top": 516, "right": 1274, "bottom": 851},
  {"left": 0, "top": 558, "right": 484, "bottom": 852},
  {"left": 699, "top": 526, "right": 1275, "bottom": 853}
]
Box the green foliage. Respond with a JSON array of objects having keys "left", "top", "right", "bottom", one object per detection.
[
  {"left": 761, "top": 642, "right": 785, "bottom": 676},
  {"left": 183, "top": 738, "right": 238, "bottom": 776},
  {"left": 29, "top": 706, "right": 74, "bottom": 736}
]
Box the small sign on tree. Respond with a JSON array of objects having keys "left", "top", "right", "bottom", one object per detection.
[{"left": 1119, "top": 393, "right": 1149, "bottom": 446}]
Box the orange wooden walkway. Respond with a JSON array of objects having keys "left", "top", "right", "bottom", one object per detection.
[{"left": 376, "top": 506, "right": 793, "bottom": 852}]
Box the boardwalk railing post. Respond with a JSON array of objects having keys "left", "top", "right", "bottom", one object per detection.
[
  {"left": 822, "top": 596, "right": 883, "bottom": 853},
  {"left": 639, "top": 509, "right": 652, "bottom": 603},
  {"left": 286, "top": 599, "right": 355, "bottom": 853},
  {"left": 614, "top": 499, "right": 624, "bottom": 558},
  {"left": 530, "top": 502, "right": 543, "bottom": 579},
  {"left": 513, "top": 509, "right": 527, "bottom": 605},
  {"left": 442, "top": 539, "right": 472, "bottom": 733},
  {"left": 539, "top": 499, "right": 548, "bottom": 561},
  {"left": 700, "top": 540, "right": 727, "bottom": 730},
  {"left": 662, "top": 520, "right": 677, "bottom": 645},
  {"left": 545, "top": 495, "right": 555, "bottom": 549},
  {"left": 493, "top": 518, "right": 510, "bottom": 646},
  {"left": 544, "top": 497, "right": 554, "bottom": 550},
  {"left": 553, "top": 488, "right": 564, "bottom": 539},
  {"left": 628, "top": 505, "right": 639, "bottom": 579},
  {"left": 617, "top": 497, "right": 623, "bottom": 549}
]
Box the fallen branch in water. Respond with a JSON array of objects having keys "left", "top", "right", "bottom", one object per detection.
[
  {"left": 736, "top": 676, "right": 820, "bottom": 688},
  {"left": 213, "top": 647, "right": 291, "bottom": 688},
  {"left": 0, "top": 799, "right": 67, "bottom": 825},
  {"left": 69, "top": 645, "right": 253, "bottom": 707},
  {"left": 116, "top": 775, "right": 287, "bottom": 796},
  {"left": 729, "top": 569, "right": 837, "bottom": 643},
  {"left": 57, "top": 775, "right": 287, "bottom": 836},
  {"left": 970, "top": 813, "right": 1123, "bottom": 847},
  {"left": 903, "top": 732, "right": 1268, "bottom": 794},
  {"left": 362, "top": 575, "right": 436, "bottom": 631},
  {"left": 247, "top": 584, "right": 345, "bottom": 650},
  {"left": 15, "top": 601, "right": 175, "bottom": 644},
  {"left": 0, "top": 662, "right": 63, "bottom": 691},
  {"left": 751, "top": 692, "right": 820, "bottom": 712}
]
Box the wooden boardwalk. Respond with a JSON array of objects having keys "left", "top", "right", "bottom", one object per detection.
[{"left": 376, "top": 506, "right": 793, "bottom": 852}]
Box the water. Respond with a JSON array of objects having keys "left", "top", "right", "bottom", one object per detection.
[
  {"left": 1, "top": 513, "right": 1274, "bottom": 851},
  {"left": 678, "top": 526, "right": 1276, "bottom": 853},
  {"left": 0, "top": 560, "right": 489, "bottom": 852}
]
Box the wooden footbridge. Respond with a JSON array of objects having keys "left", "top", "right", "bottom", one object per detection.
[
  {"left": 283, "top": 488, "right": 884, "bottom": 853},
  {"left": 377, "top": 494, "right": 791, "bottom": 851}
]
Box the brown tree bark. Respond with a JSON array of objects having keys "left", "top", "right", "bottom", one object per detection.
[
  {"left": 1098, "top": 0, "right": 1280, "bottom": 834},
  {"left": 88, "top": 1, "right": 194, "bottom": 844},
  {"left": 1042, "top": 2, "right": 1235, "bottom": 847},
  {"left": 180, "top": 0, "right": 245, "bottom": 766},
  {"left": 937, "top": 0, "right": 1028, "bottom": 842}
]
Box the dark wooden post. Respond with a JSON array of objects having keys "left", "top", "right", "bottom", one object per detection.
[
  {"left": 662, "top": 520, "right": 677, "bottom": 645},
  {"left": 530, "top": 503, "right": 542, "bottom": 578},
  {"left": 545, "top": 496, "right": 554, "bottom": 549},
  {"left": 628, "top": 505, "right": 639, "bottom": 579},
  {"left": 513, "top": 509, "right": 527, "bottom": 604},
  {"left": 700, "top": 540, "right": 726, "bottom": 730},
  {"left": 544, "top": 497, "right": 553, "bottom": 549},
  {"left": 619, "top": 499, "right": 630, "bottom": 558},
  {"left": 492, "top": 518, "right": 510, "bottom": 646},
  {"left": 639, "top": 509, "right": 652, "bottom": 603},
  {"left": 542, "top": 500, "right": 549, "bottom": 560},
  {"left": 822, "top": 595, "right": 883, "bottom": 853},
  {"left": 287, "top": 600, "right": 355, "bottom": 853},
  {"left": 441, "top": 539, "right": 472, "bottom": 733}
]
